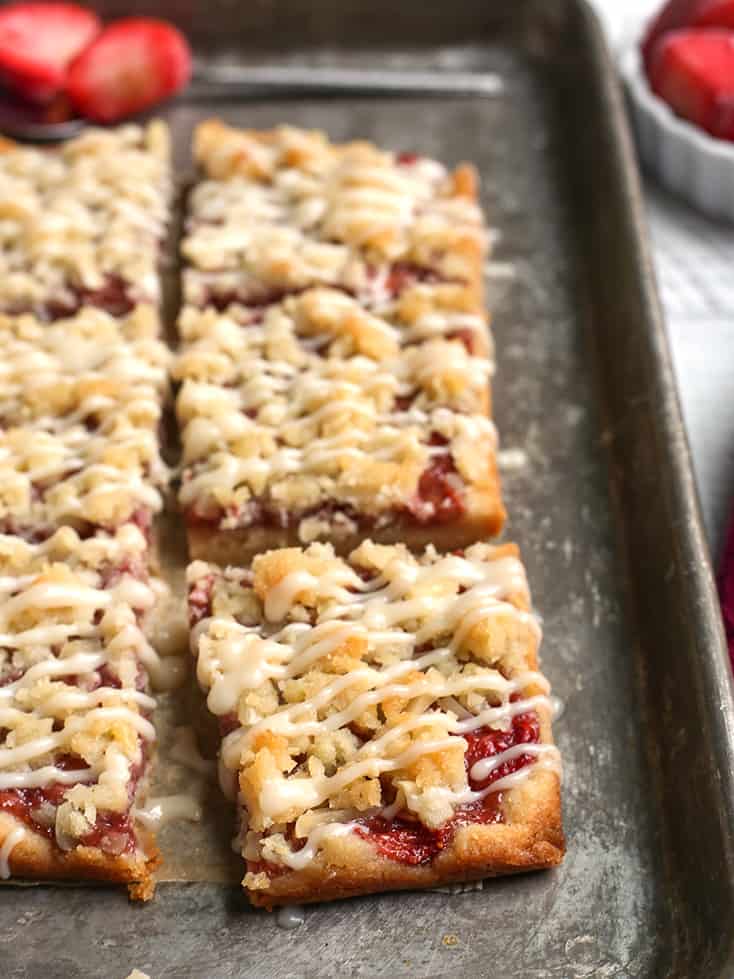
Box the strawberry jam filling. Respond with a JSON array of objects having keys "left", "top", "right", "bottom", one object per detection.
[
  {"left": 407, "top": 452, "right": 465, "bottom": 524},
  {"left": 7, "top": 275, "right": 144, "bottom": 322},
  {"left": 184, "top": 438, "right": 466, "bottom": 533},
  {"left": 193, "top": 258, "right": 463, "bottom": 315},
  {"left": 354, "top": 710, "right": 541, "bottom": 866},
  {"left": 0, "top": 755, "right": 87, "bottom": 837},
  {"left": 0, "top": 507, "right": 154, "bottom": 546},
  {"left": 0, "top": 560, "right": 153, "bottom": 857},
  {"left": 0, "top": 748, "right": 146, "bottom": 855}
]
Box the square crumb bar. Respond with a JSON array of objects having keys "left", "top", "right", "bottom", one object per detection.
[
  {"left": 187, "top": 541, "right": 564, "bottom": 908},
  {"left": 0, "top": 524, "right": 169, "bottom": 895},
  {"left": 175, "top": 294, "right": 502, "bottom": 564},
  {"left": 182, "top": 120, "right": 488, "bottom": 313},
  {"left": 0, "top": 306, "right": 171, "bottom": 541},
  {"left": 0, "top": 122, "right": 171, "bottom": 320}
]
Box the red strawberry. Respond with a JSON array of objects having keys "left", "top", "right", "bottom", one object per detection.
[
  {"left": 643, "top": 0, "right": 734, "bottom": 68},
  {"left": 0, "top": 2, "right": 100, "bottom": 103},
  {"left": 649, "top": 29, "right": 734, "bottom": 141},
  {"left": 67, "top": 17, "right": 191, "bottom": 123}
]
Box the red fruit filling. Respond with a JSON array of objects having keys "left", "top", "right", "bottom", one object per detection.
[
  {"left": 188, "top": 573, "right": 216, "bottom": 627},
  {"left": 247, "top": 709, "right": 542, "bottom": 875},
  {"left": 448, "top": 326, "right": 479, "bottom": 355},
  {"left": 184, "top": 438, "right": 466, "bottom": 533},
  {"left": 0, "top": 566, "right": 153, "bottom": 857},
  {"left": 43, "top": 275, "right": 139, "bottom": 321},
  {"left": 354, "top": 710, "right": 540, "bottom": 866},
  {"left": 3, "top": 275, "right": 146, "bottom": 321},
  {"left": 407, "top": 452, "right": 465, "bottom": 524},
  {"left": 0, "top": 747, "right": 147, "bottom": 855},
  {"left": 0, "top": 755, "right": 86, "bottom": 837},
  {"left": 0, "top": 507, "right": 153, "bottom": 547},
  {"left": 194, "top": 261, "right": 458, "bottom": 314},
  {"left": 197, "top": 284, "right": 302, "bottom": 313},
  {"left": 382, "top": 261, "right": 440, "bottom": 297}
]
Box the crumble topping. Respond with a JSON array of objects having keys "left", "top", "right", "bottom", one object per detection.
[
  {"left": 0, "top": 305, "right": 170, "bottom": 428},
  {"left": 174, "top": 295, "right": 496, "bottom": 529},
  {"left": 183, "top": 120, "right": 487, "bottom": 309},
  {"left": 0, "top": 121, "right": 173, "bottom": 884},
  {"left": 0, "top": 306, "right": 170, "bottom": 534},
  {"left": 0, "top": 122, "right": 170, "bottom": 317},
  {"left": 187, "top": 541, "right": 560, "bottom": 879},
  {"left": 0, "top": 544, "right": 166, "bottom": 854}
]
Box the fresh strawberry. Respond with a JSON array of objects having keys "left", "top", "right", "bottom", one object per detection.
[
  {"left": 67, "top": 17, "right": 191, "bottom": 123},
  {"left": 0, "top": 2, "right": 100, "bottom": 103},
  {"left": 648, "top": 29, "right": 734, "bottom": 141},
  {"left": 642, "top": 0, "right": 734, "bottom": 69}
]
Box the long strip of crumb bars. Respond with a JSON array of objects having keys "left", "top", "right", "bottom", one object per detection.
[
  {"left": 178, "top": 121, "right": 503, "bottom": 560},
  {"left": 0, "top": 524, "right": 170, "bottom": 897},
  {"left": 0, "top": 124, "right": 174, "bottom": 894},
  {"left": 187, "top": 540, "right": 564, "bottom": 907},
  {"left": 0, "top": 305, "right": 171, "bottom": 542},
  {"left": 0, "top": 122, "right": 171, "bottom": 320}
]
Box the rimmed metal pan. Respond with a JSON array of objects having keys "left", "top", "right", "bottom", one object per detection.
[{"left": 2, "top": 1, "right": 733, "bottom": 976}]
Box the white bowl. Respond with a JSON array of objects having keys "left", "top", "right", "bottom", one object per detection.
[{"left": 621, "top": 42, "right": 734, "bottom": 221}]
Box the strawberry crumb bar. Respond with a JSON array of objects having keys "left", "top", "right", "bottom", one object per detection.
[
  {"left": 0, "top": 122, "right": 171, "bottom": 320},
  {"left": 0, "top": 306, "right": 171, "bottom": 542},
  {"left": 183, "top": 120, "right": 488, "bottom": 316},
  {"left": 175, "top": 293, "right": 501, "bottom": 564},
  {"left": 187, "top": 541, "right": 563, "bottom": 907},
  {"left": 0, "top": 524, "right": 169, "bottom": 895}
]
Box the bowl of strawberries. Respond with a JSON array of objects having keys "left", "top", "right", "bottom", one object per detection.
[{"left": 622, "top": 0, "right": 734, "bottom": 220}]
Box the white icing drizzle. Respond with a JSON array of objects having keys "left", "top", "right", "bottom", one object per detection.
[
  {"left": 278, "top": 821, "right": 357, "bottom": 872},
  {"left": 276, "top": 904, "right": 306, "bottom": 929},
  {"left": 176, "top": 296, "right": 496, "bottom": 520},
  {"left": 0, "top": 122, "right": 170, "bottom": 312},
  {"left": 190, "top": 542, "right": 561, "bottom": 873},
  {"left": 169, "top": 726, "right": 217, "bottom": 779},
  {"left": 469, "top": 743, "right": 561, "bottom": 783},
  {"left": 0, "top": 306, "right": 170, "bottom": 531},
  {"left": 184, "top": 122, "right": 487, "bottom": 307},
  {"left": 0, "top": 557, "right": 166, "bottom": 847},
  {"left": 550, "top": 694, "right": 565, "bottom": 721},
  {"left": 134, "top": 794, "right": 202, "bottom": 829},
  {"left": 0, "top": 826, "right": 25, "bottom": 879}
]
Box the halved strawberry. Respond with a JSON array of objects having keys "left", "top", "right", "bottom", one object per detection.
[
  {"left": 649, "top": 29, "right": 734, "bottom": 141},
  {"left": 67, "top": 17, "right": 191, "bottom": 123},
  {"left": 0, "top": 2, "right": 100, "bottom": 103},
  {"left": 642, "top": 0, "right": 734, "bottom": 69}
]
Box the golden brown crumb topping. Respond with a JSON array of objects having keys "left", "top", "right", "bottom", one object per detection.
[
  {"left": 175, "top": 296, "right": 496, "bottom": 531},
  {"left": 188, "top": 541, "right": 558, "bottom": 875},
  {"left": 183, "top": 121, "right": 487, "bottom": 308},
  {"left": 0, "top": 122, "right": 170, "bottom": 315}
]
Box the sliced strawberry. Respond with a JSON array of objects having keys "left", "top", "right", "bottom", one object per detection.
[
  {"left": 642, "top": 0, "right": 734, "bottom": 69},
  {"left": 67, "top": 17, "right": 191, "bottom": 123},
  {"left": 649, "top": 29, "right": 734, "bottom": 141},
  {"left": 0, "top": 2, "right": 100, "bottom": 103}
]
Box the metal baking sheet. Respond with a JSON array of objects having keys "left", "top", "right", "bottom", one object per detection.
[{"left": 4, "top": 0, "right": 734, "bottom": 975}]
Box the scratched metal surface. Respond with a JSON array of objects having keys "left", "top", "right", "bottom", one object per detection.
[{"left": 2, "top": 2, "right": 734, "bottom": 977}]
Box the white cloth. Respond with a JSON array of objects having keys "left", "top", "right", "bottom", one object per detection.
[
  {"left": 591, "top": 0, "right": 734, "bottom": 556},
  {"left": 588, "top": 0, "right": 660, "bottom": 49}
]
